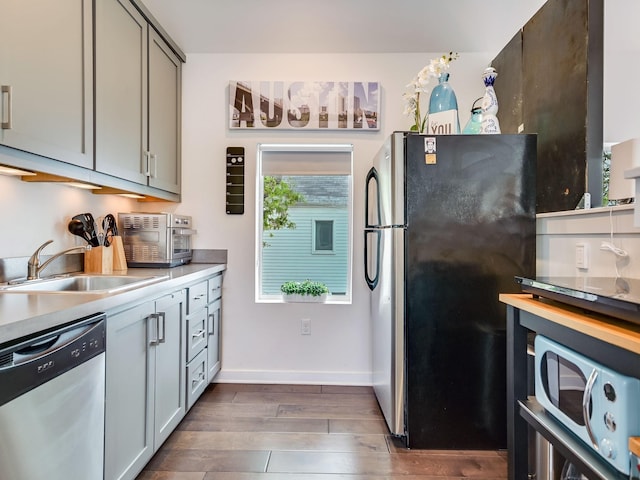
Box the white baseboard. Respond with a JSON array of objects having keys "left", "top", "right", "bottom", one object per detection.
[{"left": 214, "top": 369, "right": 372, "bottom": 386}]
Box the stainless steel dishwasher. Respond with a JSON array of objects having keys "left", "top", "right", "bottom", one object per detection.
[{"left": 0, "top": 313, "right": 106, "bottom": 480}]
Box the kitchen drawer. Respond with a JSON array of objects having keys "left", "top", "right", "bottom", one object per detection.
[
  {"left": 186, "top": 348, "right": 207, "bottom": 410},
  {"left": 186, "top": 309, "right": 207, "bottom": 362},
  {"left": 208, "top": 274, "right": 222, "bottom": 302},
  {"left": 187, "top": 281, "right": 208, "bottom": 314}
]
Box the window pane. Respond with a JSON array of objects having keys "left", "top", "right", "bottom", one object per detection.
[
  {"left": 258, "top": 144, "right": 352, "bottom": 301},
  {"left": 261, "top": 175, "right": 349, "bottom": 296},
  {"left": 314, "top": 220, "right": 334, "bottom": 251}
]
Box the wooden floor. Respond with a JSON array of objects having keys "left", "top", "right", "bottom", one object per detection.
[{"left": 137, "top": 384, "right": 507, "bottom": 480}]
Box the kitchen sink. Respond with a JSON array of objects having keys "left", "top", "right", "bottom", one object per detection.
[{"left": 0, "top": 274, "right": 169, "bottom": 294}]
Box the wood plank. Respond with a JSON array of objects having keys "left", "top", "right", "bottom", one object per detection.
[
  {"left": 185, "top": 402, "right": 280, "bottom": 419},
  {"left": 277, "top": 403, "right": 382, "bottom": 420},
  {"left": 178, "top": 416, "right": 328, "bottom": 434},
  {"left": 233, "top": 391, "right": 379, "bottom": 407},
  {"left": 211, "top": 384, "right": 322, "bottom": 394},
  {"left": 145, "top": 449, "right": 269, "bottom": 473},
  {"left": 164, "top": 431, "right": 389, "bottom": 453},
  {"left": 329, "top": 418, "right": 389, "bottom": 435},
  {"left": 266, "top": 451, "right": 507, "bottom": 477}
]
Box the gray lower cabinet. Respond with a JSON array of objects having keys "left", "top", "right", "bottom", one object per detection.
[
  {"left": 0, "top": 0, "right": 93, "bottom": 168},
  {"left": 95, "top": 0, "right": 182, "bottom": 194},
  {"left": 105, "top": 289, "right": 186, "bottom": 480},
  {"left": 207, "top": 274, "right": 223, "bottom": 382}
]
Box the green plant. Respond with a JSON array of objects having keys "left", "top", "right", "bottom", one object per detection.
[
  {"left": 280, "top": 280, "right": 329, "bottom": 297},
  {"left": 263, "top": 176, "right": 304, "bottom": 235}
]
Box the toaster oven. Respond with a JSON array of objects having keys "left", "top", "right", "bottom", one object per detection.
[{"left": 118, "top": 213, "right": 196, "bottom": 267}]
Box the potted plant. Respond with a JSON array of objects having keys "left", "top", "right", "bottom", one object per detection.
[{"left": 281, "top": 280, "right": 329, "bottom": 303}]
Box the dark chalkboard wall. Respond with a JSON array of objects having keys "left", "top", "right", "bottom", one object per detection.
[{"left": 492, "top": 0, "right": 603, "bottom": 213}]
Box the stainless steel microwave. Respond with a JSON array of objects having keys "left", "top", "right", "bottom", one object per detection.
[
  {"left": 118, "top": 213, "right": 196, "bottom": 267},
  {"left": 535, "top": 335, "right": 640, "bottom": 475}
]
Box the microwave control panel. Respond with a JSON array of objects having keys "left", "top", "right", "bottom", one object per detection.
[{"left": 226, "top": 147, "right": 244, "bottom": 214}]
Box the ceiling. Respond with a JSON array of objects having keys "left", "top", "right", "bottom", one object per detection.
[{"left": 140, "top": 0, "right": 547, "bottom": 55}]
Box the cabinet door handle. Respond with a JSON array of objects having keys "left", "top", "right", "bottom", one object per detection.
[
  {"left": 150, "top": 153, "right": 157, "bottom": 178},
  {"left": 143, "top": 151, "right": 151, "bottom": 176},
  {"left": 149, "top": 313, "right": 159, "bottom": 346},
  {"left": 158, "top": 312, "right": 166, "bottom": 344},
  {"left": 1, "top": 85, "right": 12, "bottom": 130},
  {"left": 208, "top": 313, "right": 215, "bottom": 336}
]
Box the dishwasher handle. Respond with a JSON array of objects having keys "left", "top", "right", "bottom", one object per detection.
[{"left": 0, "top": 314, "right": 106, "bottom": 407}]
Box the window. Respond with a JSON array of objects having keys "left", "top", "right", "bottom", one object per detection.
[
  {"left": 256, "top": 144, "right": 353, "bottom": 302},
  {"left": 313, "top": 220, "right": 334, "bottom": 253}
]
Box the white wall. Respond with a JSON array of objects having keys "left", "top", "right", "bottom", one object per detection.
[
  {"left": 155, "top": 52, "right": 495, "bottom": 384},
  {"left": 0, "top": 176, "right": 136, "bottom": 258},
  {"left": 537, "top": 205, "right": 640, "bottom": 279},
  {"left": 604, "top": 0, "right": 640, "bottom": 144}
]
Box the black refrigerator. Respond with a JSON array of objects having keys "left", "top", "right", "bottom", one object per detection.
[{"left": 364, "top": 132, "right": 536, "bottom": 449}]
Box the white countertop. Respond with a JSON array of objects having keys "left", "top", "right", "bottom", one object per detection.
[{"left": 0, "top": 263, "right": 226, "bottom": 345}]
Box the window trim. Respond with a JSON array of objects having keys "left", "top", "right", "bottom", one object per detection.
[{"left": 255, "top": 143, "right": 353, "bottom": 304}]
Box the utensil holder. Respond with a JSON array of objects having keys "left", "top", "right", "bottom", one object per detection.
[
  {"left": 111, "top": 236, "right": 128, "bottom": 272},
  {"left": 84, "top": 246, "right": 113, "bottom": 274}
]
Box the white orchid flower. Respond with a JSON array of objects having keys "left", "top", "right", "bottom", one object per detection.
[{"left": 402, "top": 52, "right": 459, "bottom": 132}]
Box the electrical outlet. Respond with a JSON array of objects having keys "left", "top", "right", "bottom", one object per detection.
[
  {"left": 301, "top": 318, "right": 311, "bottom": 335},
  {"left": 576, "top": 243, "right": 589, "bottom": 269}
]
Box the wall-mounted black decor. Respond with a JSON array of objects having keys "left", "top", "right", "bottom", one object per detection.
[
  {"left": 226, "top": 147, "right": 244, "bottom": 214},
  {"left": 492, "top": 0, "right": 604, "bottom": 213}
]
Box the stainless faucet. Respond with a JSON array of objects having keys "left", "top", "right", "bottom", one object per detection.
[{"left": 27, "top": 240, "right": 89, "bottom": 280}]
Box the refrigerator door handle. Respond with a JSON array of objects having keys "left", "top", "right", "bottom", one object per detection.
[
  {"left": 365, "top": 167, "right": 381, "bottom": 228},
  {"left": 364, "top": 229, "right": 380, "bottom": 291}
]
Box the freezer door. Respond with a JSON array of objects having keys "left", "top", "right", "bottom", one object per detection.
[
  {"left": 371, "top": 226, "right": 405, "bottom": 437},
  {"left": 371, "top": 132, "right": 405, "bottom": 227}
]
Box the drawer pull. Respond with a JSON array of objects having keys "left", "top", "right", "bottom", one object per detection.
[
  {"left": 192, "top": 372, "right": 205, "bottom": 385},
  {"left": 192, "top": 329, "right": 206, "bottom": 339}
]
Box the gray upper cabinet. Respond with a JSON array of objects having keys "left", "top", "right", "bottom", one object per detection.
[
  {"left": 96, "top": 0, "right": 182, "bottom": 194},
  {"left": 148, "top": 29, "right": 182, "bottom": 193},
  {"left": 95, "top": 0, "right": 148, "bottom": 185},
  {"left": 0, "top": 0, "right": 93, "bottom": 169}
]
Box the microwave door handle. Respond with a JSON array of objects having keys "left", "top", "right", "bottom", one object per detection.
[{"left": 582, "top": 369, "right": 599, "bottom": 450}]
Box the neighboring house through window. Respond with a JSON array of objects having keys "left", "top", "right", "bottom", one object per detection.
[{"left": 256, "top": 144, "right": 353, "bottom": 302}]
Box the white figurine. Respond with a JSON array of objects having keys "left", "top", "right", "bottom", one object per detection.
[{"left": 480, "top": 67, "right": 501, "bottom": 134}]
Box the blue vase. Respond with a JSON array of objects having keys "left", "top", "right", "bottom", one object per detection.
[
  {"left": 428, "top": 73, "right": 460, "bottom": 134},
  {"left": 462, "top": 97, "right": 483, "bottom": 134}
]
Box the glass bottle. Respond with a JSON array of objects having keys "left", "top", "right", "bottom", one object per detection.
[
  {"left": 428, "top": 73, "right": 460, "bottom": 134},
  {"left": 480, "top": 67, "right": 501, "bottom": 134},
  {"left": 462, "top": 98, "right": 483, "bottom": 134}
]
